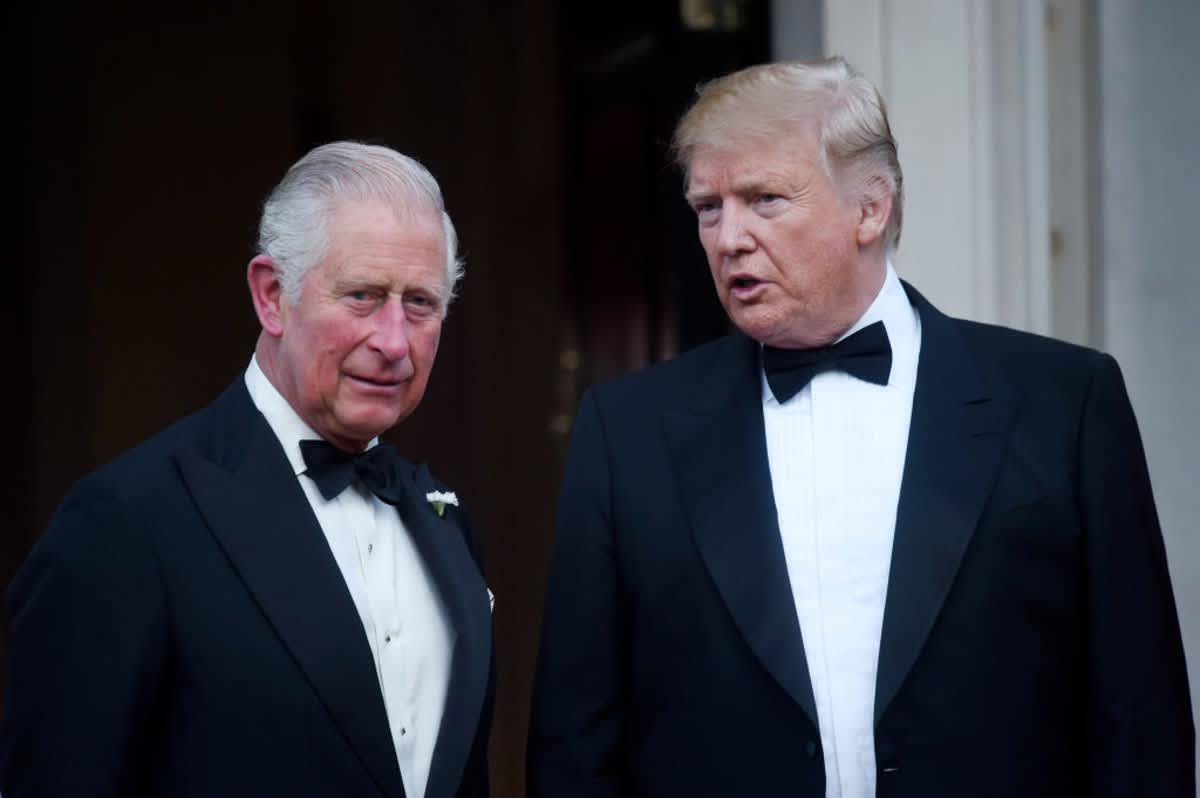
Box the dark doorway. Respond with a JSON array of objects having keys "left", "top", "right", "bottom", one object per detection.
[{"left": 561, "top": 0, "right": 772, "bottom": 394}]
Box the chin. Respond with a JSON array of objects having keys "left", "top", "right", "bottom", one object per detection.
[
  {"left": 728, "top": 314, "right": 777, "bottom": 346},
  {"left": 339, "top": 409, "right": 405, "bottom": 441}
]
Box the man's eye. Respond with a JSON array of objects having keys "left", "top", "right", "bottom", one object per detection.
[
  {"left": 405, "top": 294, "right": 440, "bottom": 317},
  {"left": 344, "top": 290, "right": 381, "bottom": 309},
  {"left": 692, "top": 202, "right": 720, "bottom": 224}
]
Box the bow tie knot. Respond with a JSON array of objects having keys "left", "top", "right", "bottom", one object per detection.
[
  {"left": 763, "top": 321, "right": 893, "bottom": 403},
  {"left": 300, "top": 439, "right": 402, "bottom": 504}
]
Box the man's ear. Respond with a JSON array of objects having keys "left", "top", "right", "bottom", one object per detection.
[
  {"left": 247, "top": 254, "right": 286, "bottom": 337},
  {"left": 856, "top": 177, "right": 893, "bottom": 248}
]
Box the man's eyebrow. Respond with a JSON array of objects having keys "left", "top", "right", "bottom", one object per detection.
[
  {"left": 331, "top": 276, "right": 380, "bottom": 291},
  {"left": 422, "top": 286, "right": 450, "bottom": 305},
  {"left": 685, "top": 173, "right": 789, "bottom": 203}
]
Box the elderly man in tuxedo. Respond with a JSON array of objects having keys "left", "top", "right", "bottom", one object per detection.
[
  {"left": 1, "top": 142, "right": 492, "bottom": 797},
  {"left": 528, "top": 59, "right": 1193, "bottom": 797}
]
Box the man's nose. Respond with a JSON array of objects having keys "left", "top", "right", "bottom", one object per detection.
[
  {"left": 371, "top": 298, "right": 411, "bottom": 361},
  {"left": 715, "top": 205, "right": 754, "bottom": 256}
]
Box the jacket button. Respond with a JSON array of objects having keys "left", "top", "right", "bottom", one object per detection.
[{"left": 806, "top": 740, "right": 819, "bottom": 758}]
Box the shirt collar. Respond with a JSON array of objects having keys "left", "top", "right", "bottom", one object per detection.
[{"left": 244, "top": 354, "right": 379, "bottom": 477}]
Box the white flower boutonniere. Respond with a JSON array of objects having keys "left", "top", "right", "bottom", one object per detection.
[{"left": 425, "top": 490, "right": 459, "bottom": 517}]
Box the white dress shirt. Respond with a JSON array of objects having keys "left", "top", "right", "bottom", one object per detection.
[
  {"left": 762, "top": 264, "right": 921, "bottom": 798},
  {"left": 245, "top": 356, "right": 453, "bottom": 798}
]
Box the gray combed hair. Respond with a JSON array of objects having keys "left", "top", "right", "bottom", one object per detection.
[
  {"left": 672, "top": 57, "right": 904, "bottom": 251},
  {"left": 257, "top": 141, "right": 464, "bottom": 306}
]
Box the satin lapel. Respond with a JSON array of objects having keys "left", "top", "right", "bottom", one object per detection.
[
  {"left": 174, "top": 383, "right": 405, "bottom": 798},
  {"left": 874, "top": 285, "right": 1014, "bottom": 722},
  {"left": 394, "top": 463, "right": 491, "bottom": 798},
  {"left": 662, "top": 335, "right": 818, "bottom": 728}
]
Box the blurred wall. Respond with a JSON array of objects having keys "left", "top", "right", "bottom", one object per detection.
[{"left": 770, "top": 0, "right": 823, "bottom": 60}]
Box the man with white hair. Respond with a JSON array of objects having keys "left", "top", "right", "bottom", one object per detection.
[
  {"left": 1, "top": 142, "right": 493, "bottom": 798},
  {"left": 529, "top": 59, "right": 1193, "bottom": 797}
]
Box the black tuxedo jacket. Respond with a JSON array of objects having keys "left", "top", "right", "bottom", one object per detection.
[
  {"left": 1, "top": 379, "right": 494, "bottom": 798},
  {"left": 528, "top": 284, "right": 1193, "bottom": 797}
]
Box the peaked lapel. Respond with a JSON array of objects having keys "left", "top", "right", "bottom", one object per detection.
[
  {"left": 173, "top": 381, "right": 406, "bottom": 798},
  {"left": 391, "top": 462, "right": 491, "bottom": 798},
  {"left": 662, "top": 334, "right": 819, "bottom": 729},
  {"left": 874, "top": 284, "right": 1015, "bottom": 722}
]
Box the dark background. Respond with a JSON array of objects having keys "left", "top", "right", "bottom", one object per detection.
[{"left": 8, "top": 2, "right": 780, "bottom": 794}]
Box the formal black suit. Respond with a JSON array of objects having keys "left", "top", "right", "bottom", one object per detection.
[
  {"left": 528, "top": 284, "right": 1193, "bottom": 797},
  {"left": 1, "top": 378, "right": 493, "bottom": 797}
]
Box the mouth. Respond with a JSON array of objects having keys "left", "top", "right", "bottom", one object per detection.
[
  {"left": 728, "top": 275, "right": 765, "bottom": 300},
  {"left": 347, "top": 374, "right": 407, "bottom": 392}
]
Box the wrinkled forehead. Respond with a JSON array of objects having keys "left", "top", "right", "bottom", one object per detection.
[{"left": 684, "top": 125, "right": 824, "bottom": 191}]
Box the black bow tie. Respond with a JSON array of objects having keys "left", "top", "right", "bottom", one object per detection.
[
  {"left": 299, "top": 439, "right": 403, "bottom": 503},
  {"left": 762, "top": 321, "right": 893, "bottom": 403}
]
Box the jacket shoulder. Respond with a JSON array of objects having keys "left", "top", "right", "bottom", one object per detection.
[{"left": 953, "top": 318, "right": 1113, "bottom": 386}]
